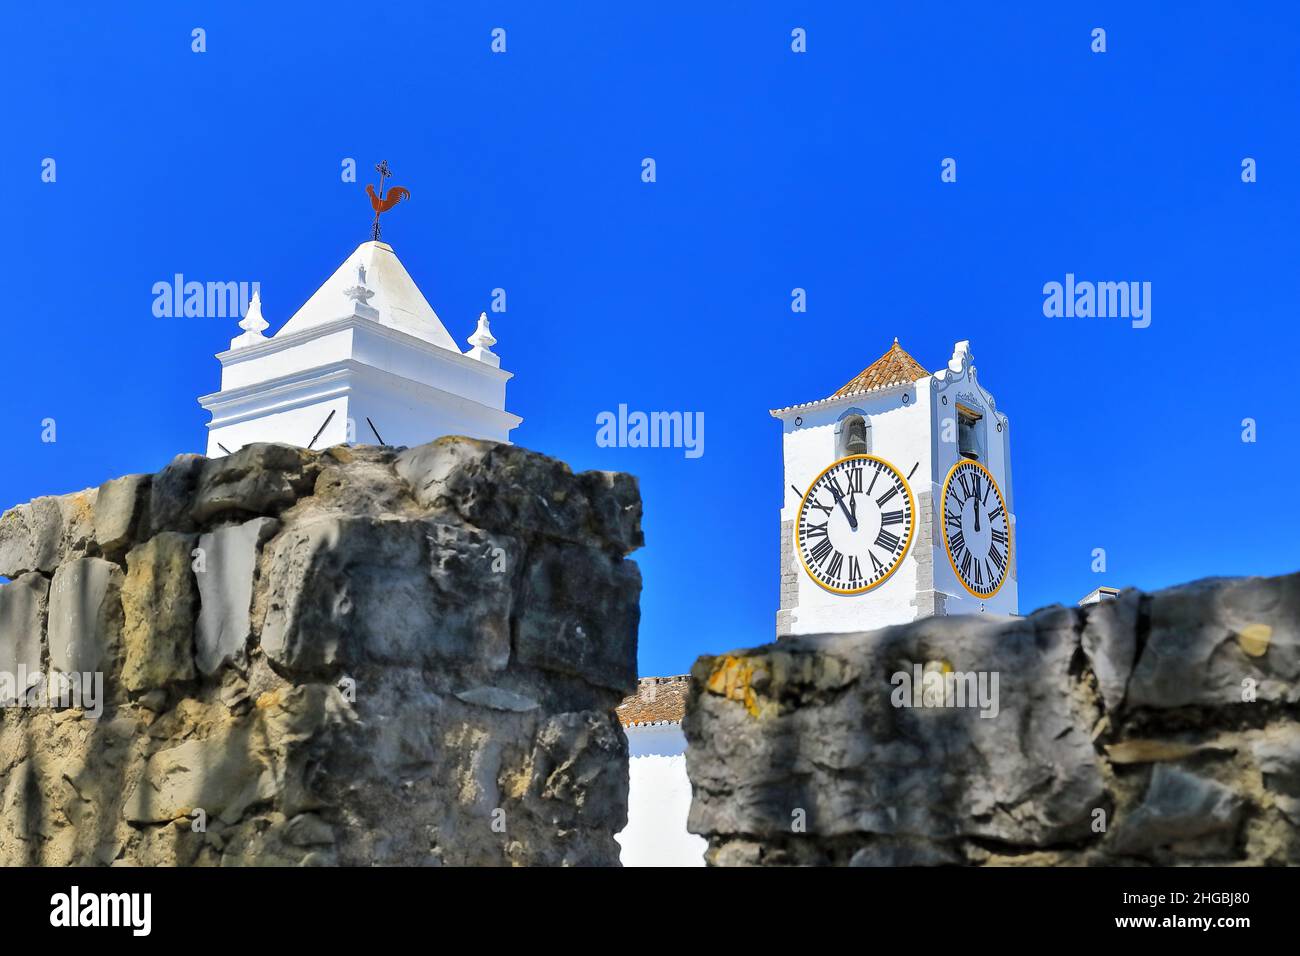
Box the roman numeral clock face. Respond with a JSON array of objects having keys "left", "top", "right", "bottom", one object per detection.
[
  {"left": 796, "top": 455, "right": 916, "bottom": 594},
  {"left": 941, "top": 459, "right": 1012, "bottom": 599}
]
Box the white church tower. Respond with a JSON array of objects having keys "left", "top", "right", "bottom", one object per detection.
[
  {"left": 198, "top": 166, "right": 521, "bottom": 456},
  {"left": 771, "top": 339, "right": 1018, "bottom": 637}
]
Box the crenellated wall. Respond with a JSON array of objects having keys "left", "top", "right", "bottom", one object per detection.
[
  {"left": 0, "top": 437, "right": 642, "bottom": 866},
  {"left": 685, "top": 573, "right": 1300, "bottom": 865}
]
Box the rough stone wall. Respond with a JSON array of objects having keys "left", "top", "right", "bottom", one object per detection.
[
  {"left": 685, "top": 572, "right": 1300, "bottom": 865},
  {"left": 0, "top": 437, "right": 642, "bottom": 866}
]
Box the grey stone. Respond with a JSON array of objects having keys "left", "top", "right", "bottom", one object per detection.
[
  {"left": 144, "top": 453, "right": 207, "bottom": 536},
  {"left": 1126, "top": 573, "right": 1300, "bottom": 710},
  {"left": 0, "top": 439, "right": 642, "bottom": 866},
  {"left": 0, "top": 573, "right": 48, "bottom": 695},
  {"left": 55, "top": 490, "right": 98, "bottom": 559},
  {"left": 283, "top": 813, "right": 335, "bottom": 847},
  {"left": 524, "top": 711, "right": 629, "bottom": 838},
  {"left": 192, "top": 443, "right": 318, "bottom": 523},
  {"left": 47, "top": 557, "right": 123, "bottom": 676},
  {"left": 455, "top": 686, "right": 540, "bottom": 712},
  {"left": 260, "top": 516, "right": 517, "bottom": 675},
  {"left": 395, "top": 436, "right": 643, "bottom": 554},
  {"left": 0, "top": 492, "right": 95, "bottom": 577},
  {"left": 0, "top": 501, "right": 55, "bottom": 577},
  {"left": 686, "top": 612, "right": 1105, "bottom": 854},
  {"left": 94, "top": 473, "right": 152, "bottom": 556},
  {"left": 122, "top": 729, "right": 275, "bottom": 825},
  {"left": 1111, "top": 766, "right": 1244, "bottom": 855},
  {"left": 1253, "top": 727, "right": 1300, "bottom": 781},
  {"left": 577, "top": 469, "right": 644, "bottom": 556},
  {"left": 1080, "top": 587, "right": 1140, "bottom": 713},
  {"left": 1252, "top": 727, "right": 1300, "bottom": 824},
  {"left": 311, "top": 445, "right": 410, "bottom": 514},
  {"left": 515, "top": 540, "right": 641, "bottom": 694},
  {"left": 195, "top": 517, "right": 279, "bottom": 675},
  {"left": 849, "top": 837, "right": 961, "bottom": 867},
  {"left": 685, "top": 570, "right": 1300, "bottom": 866}
]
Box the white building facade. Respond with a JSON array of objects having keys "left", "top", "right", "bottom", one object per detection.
[
  {"left": 614, "top": 677, "right": 707, "bottom": 867},
  {"left": 771, "top": 339, "right": 1018, "bottom": 636},
  {"left": 198, "top": 240, "right": 520, "bottom": 456}
]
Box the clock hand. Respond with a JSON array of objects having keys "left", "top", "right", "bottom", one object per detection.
[
  {"left": 826, "top": 480, "right": 858, "bottom": 530},
  {"left": 974, "top": 495, "right": 981, "bottom": 533}
]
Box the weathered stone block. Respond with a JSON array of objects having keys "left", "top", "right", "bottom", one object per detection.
[
  {"left": 687, "top": 570, "right": 1300, "bottom": 866},
  {"left": 144, "top": 453, "right": 206, "bottom": 536},
  {"left": 310, "top": 445, "right": 410, "bottom": 515},
  {"left": 515, "top": 541, "right": 641, "bottom": 694},
  {"left": 1111, "top": 765, "right": 1244, "bottom": 855},
  {"left": 1080, "top": 587, "right": 1140, "bottom": 713},
  {"left": 260, "top": 515, "right": 517, "bottom": 675},
  {"left": 687, "top": 613, "right": 1103, "bottom": 854},
  {"left": 195, "top": 517, "right": 278, "bottom": 675},
  {"left": 56, "top": 490, "right": 98, "bottom": 561},
  {"left": 121, "top": 532, "right": 198, "bottom": 691},
  {"left": 0, "top": 573, "right": 48, "bottom": 694},
  {"left": 522, "top": 710, "right": 630, "bottom": 840},
  {"left": 123, "top": 724, "right": 276, "bottom": 825},
  {"left": 0, "top": 440, "right": 643, "bottom": 867},
  {"left": 578, "top": 469, "right": 645, "bottom": 556},
  {"left": 48, "top": 557, "right": 123, "bottom": 675},
  {"left": 192, "top": 443, "right": 319, "bottom": 523},
  {"left": 1253, "top": 727, "right": 1300, "bottom": 825},
  {"left": 94, "top": 473, "right": 152, "bottom": 556},
  {"left": 1125, "top": 573, "right": 1300, "bottom": 710},
  {"left": 0, "top": 492, "right": 96, "bottom": 577},
  {"left": 0, "top": 501, "right": 55, "bottom": 577},
  {"left": 395, "top": 437, "right": 643, "bottom": 554}
]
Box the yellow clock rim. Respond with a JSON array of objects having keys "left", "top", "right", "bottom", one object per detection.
[
  {"left": 795, "top": 454, "right": 917, "bottom": 596},
  {"left": 939, "top": 457, "right": 1013, "bottom": 600}
]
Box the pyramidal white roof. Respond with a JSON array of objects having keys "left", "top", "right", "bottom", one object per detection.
[{"left": 274, "top": 240, "right": 459, "bottom": 351}]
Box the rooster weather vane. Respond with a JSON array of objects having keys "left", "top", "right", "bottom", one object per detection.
[{"left": 366, "top": 160, "right": 411, "bottom": 240}]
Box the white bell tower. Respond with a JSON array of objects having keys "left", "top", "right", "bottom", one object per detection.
[
  {"left": 198, "top": 239, "right": 521, "bottom": 457},
  {"left": 771, "top": 339, "right": 1018, "bottom": 637}
]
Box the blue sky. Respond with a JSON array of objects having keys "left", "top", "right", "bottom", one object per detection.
[{"left": 4, "top": 2, "right": 1298, "bottom": 677}]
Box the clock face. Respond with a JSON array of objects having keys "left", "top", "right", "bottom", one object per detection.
[
  {"left": 941, "top": 459, "right": 1012, "bottom": 599},
  {"left": 796, "top": 455, "right": 916, "bottom": 594}
]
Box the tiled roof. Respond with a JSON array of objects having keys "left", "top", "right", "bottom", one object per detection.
[
  {"left": 832, "top": 338, "right": 930, "bottom": 397},
  {"left": 769, "top": 338, "right": 932, "bottom": 417},
  {"left": 617, "top": 675, "right": 690, "bottom": 726}
]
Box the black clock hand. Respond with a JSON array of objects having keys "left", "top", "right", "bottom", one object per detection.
[
  {"left": 973, "top": 494, "right": 981, "bottom": 533},
  {"left": 826, "top": 480, "right": 858, "bottom": 530}
]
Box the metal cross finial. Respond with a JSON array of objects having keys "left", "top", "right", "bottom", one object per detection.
[{"left": 371, "top": 161, "right": 391, "bottom": 240}]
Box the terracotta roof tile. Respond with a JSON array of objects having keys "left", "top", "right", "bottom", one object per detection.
[
  {"left": 617, "top": 675, "right": 690, "bottom": 726},
  {"left": 832, "top": 338, "right": 930, "bottom": 397}
]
